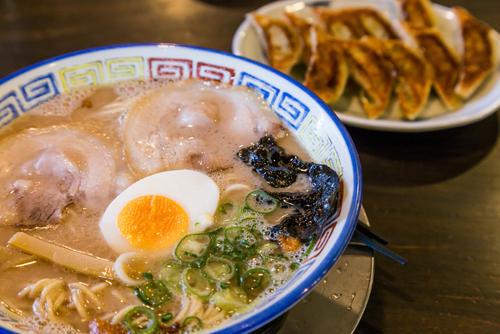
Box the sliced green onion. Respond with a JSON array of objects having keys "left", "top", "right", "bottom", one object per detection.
[
  {"left": 238, "top": 207, "right": 263, "bottom": 221},
  {"left": 234, "top": 262, "right": 247, "bottom": 286},
  {"left": 182, "top": 267, "right": 214, "bottom": 298},
  {"left": 134, "top": 278, "right": 170, "bottom": 307},
  {"left": 224, "top": 227, "right": 258, "bottom": 250},
  {"left": 175, "top": 233, "right": 211, "bottom": 263},
  {"left": 245, "top": 190, "right": 278, "bottom": 214},
  {"left": 159, "top": 261, "right": 184, "bottom": 293},
  {"left": 211, "top": 286, "right": 248, "bottom": 312},
  {"left": 213, "top": 286, "right": 248, "bottom": 310},
  {"left": 238, "top": 217, "right": 263, "bottom": 228},
  {"left": 257, "top": 242, "right": 280, "bottom": 258},
  {"left": 265, "top": 255, "right": 291, "bottom": 281},
  {"left": 301, "top": 235, "right": 318, "bottom": 261},
  {"left": 238, "top": 218, "right": 266, "bottom": 239},
  {"left": 142, "top": 272, "right": 154, "bottom": 281},
  {"left": 160, "top": 312, "right": 173, "bottom": 323},
  {"left": 218, "top": 202, "right": 233, "bottom": 215},
  {"left": 182, "top": 316, "right": 203, "bottom": 331},
  {"left": 224, "top": 227, "right": 243, "bottom": 243},
  {"left": 241, "top": 268, "right": 271, "bottom": 298},
  {"left": 209, "top": 234, "right": 227, "bottom": 256},
  {"left": 122, "top": 306, "right": 159, "bottom": 334},
  {"left": 208, "top": 227, "right": 224, "bottom": 237},
  {"left": 203, "top": 256, "right": 235, "bottom": 282},
  {"left": 218, "top": 184, "right": 252, "bottom": 222}
]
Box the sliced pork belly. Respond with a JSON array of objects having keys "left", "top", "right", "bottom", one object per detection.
[
  {"left": 0, "top": 126, "right": 117, "bottom": 226},
  {"left": 124, "top": 80, "right": 284, "bottom": 175}
]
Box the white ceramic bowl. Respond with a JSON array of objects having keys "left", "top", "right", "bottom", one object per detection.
[{"left": 0, "top": 44, "right": 362, "bottom": 333}]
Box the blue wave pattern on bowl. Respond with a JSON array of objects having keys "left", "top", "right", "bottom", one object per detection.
[
  {"left": 0, "top": 44, "right": 362, "bottom": 334},
  {"left": 1, "top": 58, "right": 311, "bottom": 134}
]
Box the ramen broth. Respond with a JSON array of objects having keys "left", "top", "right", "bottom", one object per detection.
[{"left": 0, "top": 79, "right": 314, "bottom": 333}]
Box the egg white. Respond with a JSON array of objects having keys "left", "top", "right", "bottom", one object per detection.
[{"left": 99, "top": 169, "right": 220, "bottom": 254}]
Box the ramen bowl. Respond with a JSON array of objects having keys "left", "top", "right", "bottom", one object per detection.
[{"left": 0, "top": 44, "right": 362, "bottom": 333}]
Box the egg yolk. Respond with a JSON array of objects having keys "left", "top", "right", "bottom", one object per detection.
[{"left": 118, "top": 195, "right": 189, "bottom": 251}]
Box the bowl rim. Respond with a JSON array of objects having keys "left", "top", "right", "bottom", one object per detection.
[{"left": 0, "top": 43, "right": 363, "bottom": 334}]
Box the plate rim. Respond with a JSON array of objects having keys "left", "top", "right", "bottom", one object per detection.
[{"left": 231, "top": 0, "right": 500, "bottom": 133}]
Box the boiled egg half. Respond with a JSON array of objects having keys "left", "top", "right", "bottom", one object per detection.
[{"left": 100, "top": 170, "right": 219, "bottom": 255}]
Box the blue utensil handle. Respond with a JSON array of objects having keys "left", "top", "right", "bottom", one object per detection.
[{"left": 353, "top": 229, "right": 408, "bottom": 265}]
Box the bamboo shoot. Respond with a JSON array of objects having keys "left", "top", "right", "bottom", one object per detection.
[{"left": 8, "top": 232, "right": 114, "bottom": 280}]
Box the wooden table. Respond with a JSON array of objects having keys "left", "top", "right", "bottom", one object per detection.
[{"left": 0, "top": 1, "right": 498, "bottom": 333}]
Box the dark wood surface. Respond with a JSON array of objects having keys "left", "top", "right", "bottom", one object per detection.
[{"left": 0, "top": 1, "right": 499, "bottom": 333}]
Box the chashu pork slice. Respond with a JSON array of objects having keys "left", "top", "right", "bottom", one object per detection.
[{"left": 0, "top": 126, "right": 117, "bottom": 227}]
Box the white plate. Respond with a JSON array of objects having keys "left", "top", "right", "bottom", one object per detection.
[{"left": 232, "top": 0, "right": 500, "bottom": 132}]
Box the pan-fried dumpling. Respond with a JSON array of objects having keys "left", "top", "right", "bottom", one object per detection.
[
  {"left": 453, "top": 7, "right": 497, "bottom": 99},
  {"left": 367, "top": 38, "right": 433, "bottom": 120},
  {"left": 315, "top": 7, "right": 399, "bottom": 40},
  {"left": 303, "top": 27, "right": 349, "bottom": 104},
  {"left": 412, "top": 29, "right": 462, "bottom": 110},
  {"left": 400, "top": 0, "right": 436, "bottom": 30},
  {"left": 317, "top": 9, "right": 356, "bottom": 40},
  {"left": 284, "top": 11, "right": 314, "bottom": 65},
  {"left": 252, "top": 14, "right": 303, "bottom": 74},
  {"left": 342, "top": 39, "right": 395, "bottom": 119},
  {"left": 358, "top": 8, "right": 400, "bottom": 39}
]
